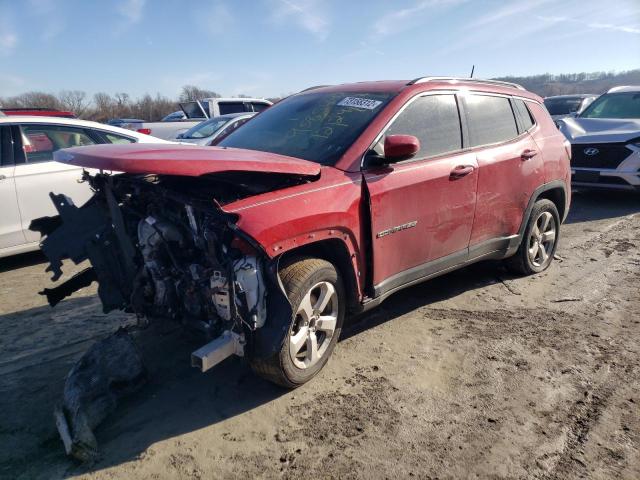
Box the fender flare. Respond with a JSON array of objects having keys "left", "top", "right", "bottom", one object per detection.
[{"left": 506, "top": 180, "right": 568, "bottom": 255}]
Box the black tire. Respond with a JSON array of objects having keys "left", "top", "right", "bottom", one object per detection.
[
  {"left": 505, "top": 199, "right": 560, "bottom": 275},
  {"left": 249, "top": 257, "right": 345, "bottom": 388}
]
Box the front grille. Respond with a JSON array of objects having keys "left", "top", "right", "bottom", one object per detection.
[{"left": 571, "top": 143, "right": 632, "bottom": 169}]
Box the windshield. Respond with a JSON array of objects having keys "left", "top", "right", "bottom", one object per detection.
[
  {"left": 579, "top": 92, "right": 640, "bottom": 119},
  {"left": 182, "top": 118, "right": 230, "bottom": 139},
  {"left": 217, "top": 91, "right": 394, "bottom": 165},
  {"left": 544, "top": 97, "right": 584, "bottom": 115}
]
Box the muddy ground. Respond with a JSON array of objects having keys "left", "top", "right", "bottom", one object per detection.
[{"left": 1, "top": 190, "right": 639, "bottom": 480}]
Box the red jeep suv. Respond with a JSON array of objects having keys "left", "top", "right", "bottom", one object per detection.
[{"left": 36, "top": 77, "right": 571, "bottom": 388}]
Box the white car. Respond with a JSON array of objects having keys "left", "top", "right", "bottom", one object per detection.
[
  {"left": 0, "top": 116, "right": 169, "bottom": 257},
  {"left": 557, "top": 86, "right": 640, "bottom": 190},
  {"left": 174, "top": 112, "right": 256, "bottom": 145}
]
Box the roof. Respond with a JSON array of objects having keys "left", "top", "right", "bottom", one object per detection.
[
  {"left": 301, "top": 78, "right": 541, "bottom": 101},
  {"left": 607, "top": 86, "right": 640, "bottom": 93},
  {"left": 0, "top": 116, "right": 170, "bottom": 143}
]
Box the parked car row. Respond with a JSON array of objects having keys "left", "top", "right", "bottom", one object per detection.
[
  {"left": 0, "top": 116, "right": 168, "bottom": 257},
  {"left": 543, "top": 94, "right": 597, "bottom": 120},
  {"left": 124, "top": 97, "right": 272, "bottom": 140}
]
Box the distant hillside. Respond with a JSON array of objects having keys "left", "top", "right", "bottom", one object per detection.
[{"left": 493, "top": 69, "right": 640, "bottom": 97}]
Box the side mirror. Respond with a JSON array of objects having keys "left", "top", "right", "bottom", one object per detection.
[
  {"left": 176, "top": 133, "right": 184, "bottom": 139},
  {"left": 383, "top": 135, "right": 420, "bottom": 163}
]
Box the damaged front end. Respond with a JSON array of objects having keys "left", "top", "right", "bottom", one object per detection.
[
  {"left": 33, "top": 170, "right": 296, "bottom": 459},
  {"left": 33, "top": 171, "right": 294, "bottom": 361}
]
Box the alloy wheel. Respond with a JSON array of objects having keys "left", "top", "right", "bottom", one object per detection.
[
  {"left": 528, "top": 211, "right": 556, "bottom": 268},
  {"left": 289, "top": 281, "right": 339, "bottom": 369}
]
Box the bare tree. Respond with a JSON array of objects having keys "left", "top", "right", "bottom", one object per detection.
[
  {"left": 59, "top": 90, "right": 90, "bottom": 116},
  {"left": 1, "top": 91, "right": 62, "bottom": 109},
  {"left": 179, "top": 85, "right": 221, "bottom": 102}
]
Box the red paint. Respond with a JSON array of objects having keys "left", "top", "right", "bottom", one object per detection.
[
  {"left": 53, "top": 144, "right": 321, "bottom": 177},
  {"left": 58, "top": 79, "right": 569, "bottom": 304},
  {"left": 1, "top": 109, "right": 75, "bottom": 118}
]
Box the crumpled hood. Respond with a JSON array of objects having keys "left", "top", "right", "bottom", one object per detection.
[
  {"left": 559, "top": 117, "right": 640, "bottom": 144},
  {"left": 53, "top": 143, "right": 321, "bottom": 177}
]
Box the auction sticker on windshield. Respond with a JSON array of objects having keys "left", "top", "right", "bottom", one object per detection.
[{"left": 337, "top": 97, "right": 383, "bottom": 110}]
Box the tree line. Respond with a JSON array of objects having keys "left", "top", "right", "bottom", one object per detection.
[
  {"left": 2, "top": 69, "right": 639, "bottom": 122},
  {"left": 494, "top": 69, "right": 640, "bottom": 97},
  {"left": 0, "top": 85, "right": 278, "bottom": 123}
]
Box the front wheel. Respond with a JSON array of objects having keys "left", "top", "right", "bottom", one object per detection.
[
  {"left": 506, "top": 199, "right": 560, "bottom": 275},
  {"left": 249, "top": 257, "right": 345, "bottom": 388}
]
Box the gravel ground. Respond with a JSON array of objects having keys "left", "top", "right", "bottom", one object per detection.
[{"left": 0, "top": 189, "right": 639, "bottom": 480}]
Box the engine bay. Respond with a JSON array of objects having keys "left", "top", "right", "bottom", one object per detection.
[{"left": 32, "top": 171, "right": 274, "bottom": 345}]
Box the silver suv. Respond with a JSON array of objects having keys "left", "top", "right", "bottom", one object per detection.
[{"left": 558, "top": 86, "right": 640, "bottom": 190}]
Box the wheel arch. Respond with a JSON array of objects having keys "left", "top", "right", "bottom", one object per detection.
[
  {"left": 536, "top": 185, "right": 567, "bottom": 223},
  {"left": 506, "top": 180, "right": 568, "bottom": 257},
  {"left": 276, "top": 238, "right": 362, "bottom": 312}
]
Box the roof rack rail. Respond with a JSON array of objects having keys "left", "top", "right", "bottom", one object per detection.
[
  {"left": 407, "top": 77, "right": 525, "bottom": 90},
  {"left": 298, "top": 85, "right": 331, "bottom": 93}
]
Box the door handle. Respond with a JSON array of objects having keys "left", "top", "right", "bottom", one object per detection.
[
  {"left": 450, "top": 165, "right": 474, "bottom": 179},
  {"left": 521, "top": 149, "right": 538, "bottom": 160},
  {"left": 0, "top": 174, "right": 6, "bottom": 180}
]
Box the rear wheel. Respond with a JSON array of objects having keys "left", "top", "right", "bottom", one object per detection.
[
  {"left": 250, "top": 257, "right": 345, "bottom": 388},
  {"left": 506, "top": 199, "right": 560, "bottom": 275}
]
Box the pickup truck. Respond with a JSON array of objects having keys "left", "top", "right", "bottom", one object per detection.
[
  {"left": 35, "top": 78, "right": 570, "bottom": 387},
  {"left": 129, "top": 97, "right": 272, "bottom": 140}
]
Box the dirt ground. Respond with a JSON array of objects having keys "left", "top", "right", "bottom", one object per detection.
[{"left": 1, "top": 189, "right": 639, "bottom": 480}]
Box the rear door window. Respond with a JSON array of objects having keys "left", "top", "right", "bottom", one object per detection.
[
  {"left": 103, "top": 132, "right": 136, "bottom": 144},
  {"left": 513, "top": 99, "right": 535, "bottom": 133},
  {"left": 0, "top": 126, "right": 11, "bottom": 166},
  {"left": 464, "top": 95, "right": 519, "bottom": 147},
  {"left": 218, "top": 102, "right": 246, "bottom": 115},
  {"left": 20, "top": 124, "right": 96, "bottom": 163},
  {"left": 381, "top": 94, "right": 462, "bottom": 159}
]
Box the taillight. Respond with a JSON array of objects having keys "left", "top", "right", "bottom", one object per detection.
[{"left": 137, "top": 128, "right": 152, "bottom": 135}]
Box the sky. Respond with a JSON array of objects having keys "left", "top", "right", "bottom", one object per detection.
[{"left": 1, "top": 0, "right": 639, "bottom": 99}]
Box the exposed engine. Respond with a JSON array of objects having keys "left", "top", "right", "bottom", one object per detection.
[{"left": 33, "top": 172, "right": 269, "bottom": 343}]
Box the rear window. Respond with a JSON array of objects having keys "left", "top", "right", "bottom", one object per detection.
[
  {"left": 544, "top": 97, "right": 584, "bottom": 115},
  {"left": 464, "top": 95, "right": 518, "bottom": 147},
  {"left": 513, "top": 99, "right": 535, "bottom": 132},
  {"left": 218, "top": 91, "right": 394, "bottom": 165},
  {"left": 218, "top": 102, "right": 246, "bottom": 115},
  {"left": 104, "top": 132, "right": 135, "bottom": 144},
  {"left": 251, "top": 102, "right": 270, "bottom": 112}
]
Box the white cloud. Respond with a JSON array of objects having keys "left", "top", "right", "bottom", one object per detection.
[
  {"left": 197, "top": 2, "right": 234, "bottom": 36},
  {"left": 0, "top": 31, "right": 17, "bottom": 55},
  {"left": 116, "top": 0, "right": 146, "bottom": 25},
  {"left": 269, "top": 0, "right": 329, "bottom": 40},
  {"left": 28, "top": 0, "right": 65, "bottom": 41},
  {"left": 373, "top": 0, "right": 468, "bottom": 37},
  {"left": 537, "top": 15, "right": 640, "bottom": 35},
  {"left": 470, "top": 0, "right": 553, "bottom": 27}
]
